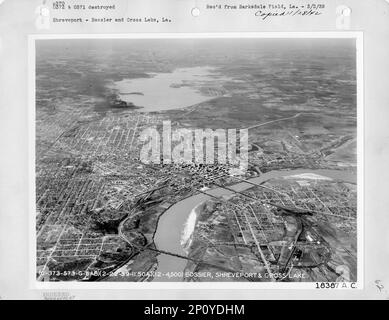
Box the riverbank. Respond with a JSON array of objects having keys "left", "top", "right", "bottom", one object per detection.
[{"left": 152, "top": 168, "right": 356, "bottom": 282}]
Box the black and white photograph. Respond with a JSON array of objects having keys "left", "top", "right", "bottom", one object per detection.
[
  {"left": 34, "top": 35, "right": 360, "bottom": 284},
  {"left": 3, "top": 0, "right": 389, "bottom": 305}
]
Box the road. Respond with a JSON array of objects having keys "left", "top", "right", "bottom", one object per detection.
[{"left": 246, "top": 113, "right": 302, "bottom": 130}]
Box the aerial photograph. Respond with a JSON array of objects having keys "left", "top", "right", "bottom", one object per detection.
[{"left": 35, "top": 37, "right": 357, "bottom": 282}]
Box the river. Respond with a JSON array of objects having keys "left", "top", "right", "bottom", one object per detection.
[{"left": 152, "top": 168, "right": 356, "bottom": 281}]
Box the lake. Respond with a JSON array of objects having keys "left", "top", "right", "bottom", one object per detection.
[{"left": 113, "top": 66, "right": 223, "bottom": 112}]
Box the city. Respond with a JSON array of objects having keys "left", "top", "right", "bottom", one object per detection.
[{"left": 35, "top": 38, "right": 357, "bottom": 282}]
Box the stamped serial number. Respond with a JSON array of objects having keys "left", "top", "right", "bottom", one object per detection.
[{"left": 315, "top": 282, "right": 358, "bottom": 289}]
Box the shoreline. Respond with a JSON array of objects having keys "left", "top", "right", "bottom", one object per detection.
[{"left": 151, "top": 168, "right": 356, "bottom": 282}]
